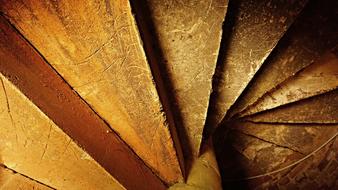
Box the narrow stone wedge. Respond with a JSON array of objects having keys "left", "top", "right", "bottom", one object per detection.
[
  {"left": 240, "top": 51, "right": 338, "bottom": 117},
  {"left": 247, "top": 90, "right": 338, "bottom": 124},
  {"left": 0, "top": 0, "right": 182, "bottom": 183},
  {"left": 227, "top": 0, "right": 338, "bottom": 119},
  {"left": 139, "top": 0, "right": 228, "bottom": 159},
  {"left": 0, "top": 75, "right": 124, "bottom": 190},
  {"left": 205, "top": 0, "right": 307, "bottom": 132}
]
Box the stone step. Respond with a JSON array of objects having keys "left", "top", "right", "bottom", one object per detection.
[
  {"left": 247, "top": 89, "right": 338, "bottom": 124},
  {"left": 0, "top": 16, "right": 165, "bottom": 190},
  {"left": 0, "top": 0, "right": 182, "bottom": 184},
  {"left": 0, "top": 166, "right": 53, "bottom": 190},
  {"left": 228, "top": 0, "right": 338, "bottom": 119},
  {"left": 213, "top": 121, "right": 338, "bottom": 182},
  {"left": 0, "top": 75, "right": 124, "bottom": 190},
  {"left": 133, "top": 0, "right": 228, "bottom": 160},
  {"left": 205, "top": 0, "right": 307, "bottom": 134},
  {"left": 240, "top": 51, "right": 338, "bottom": 117}
]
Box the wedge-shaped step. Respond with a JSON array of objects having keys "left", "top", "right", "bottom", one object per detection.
[
  {"left": 0, "top": 16, "right": 165, "bottom": 190},
  {"left": 0, "top": 166, "right": 52, "bottom": 190},
  {"left": 205, "top": 0, "right": 307, "bottom": 132},
  {"left": 240, "top": 51, "right": 338, "bottom": 117},
  {"left": 247, "top": 90, "right": 338, "bottom": 124},
  {"left": 227, "top": 0, "right": 338, "bottom": 119},
  {"left": 216, "top": 123, "right": 338, "bottom": 189},
  {"left": 138, "top": 0, "right": 228, "bottom": 159},
  {"left": 214, "top": 121, "right": 338, "bottom": 181},
  {"left": 0, "top": 75, "right": 124, "bottom": 190},
  {"left": 0, "top": 0, "right": 182, "bottom": 183}
]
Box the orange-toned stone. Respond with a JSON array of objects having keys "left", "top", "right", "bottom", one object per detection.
[
  {"left": 0, "top": 75, "right": 125, "bottom": 190},
  {"left": 0, "top": 166, "right": 52, "bottom": 190},
  {"left": 0, "top": 0, "right": 182, "bottom": 183}
]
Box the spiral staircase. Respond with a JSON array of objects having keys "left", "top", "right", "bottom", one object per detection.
[{"left": 0, "top": 0, "right": 337, "bottom": 189}]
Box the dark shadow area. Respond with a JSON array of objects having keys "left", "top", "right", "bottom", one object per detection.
[
  {"left": 213, "top": 120, "right": 250, "bottom": 190},
  {"left": 129, "top": 0, "right": 190, "bottom": 177},
  {"left": 208, "top": 0, "right": 333, "bottom": 189},
  {"left": 202, "top": 0, "right": 241, "bottom": 145}
]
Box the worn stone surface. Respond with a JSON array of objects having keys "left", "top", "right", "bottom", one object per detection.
[
  {"left": 240, "top": 52, "right": 338, "bottom": 117},
  {"left": 229, "top": 121, "right": 337, "bottom": 155},
  {"left": 144, "top": 0, "right": 228, "bottom": 161},
  {"left": 205, "top": 0, "right": 307, "bottom": 132},
  {"left": 227, "top": 0, "right": 338, "bottom": 119},
  {"left": 0, "top": 75, "right": 125, "bottom": 190},
  {"left": 247, "top": 90, "right": 338, "bottom": 124},
  {"left": 0, "top": 0, "right": 182, "bottom": 183},
  {"left": 214, "top": 121, "right": 338, "bottom": 189},
  {"left": 221, "top": 126, "right": 338, "bottom": 190},
  {"left": 0, "top": 166, "right": 52, "bottom": 190},
  {"left": 0, "top": 15, "right": 166, "bottom": 190}
]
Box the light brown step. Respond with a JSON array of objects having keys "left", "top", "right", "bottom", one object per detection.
[
  {"left": 240, "top": 51, "right": 338, "bottom": 117},
  {"left": 0, "top": 75, "right": 124, "bottom": 190},
  {"left": 0, "top": 0, "right": 182, "bottom": 183},
  {"left": 0, "top": 16, "right": 165, "bottom": 190},
  {"left": 136, "top": 0, "right": 228, "bottom": 160},
  {"left": 247, "top": 89, "right": 338, "bottom": 124},
  {"left": 0, "top": 166, "right": 52, "bottom": 190},
  {"left": 227, "top": 0, "right": 338, "bottom": 119},
  {"left": 205, "top": 0, "right": 307, "bottom": 133}
]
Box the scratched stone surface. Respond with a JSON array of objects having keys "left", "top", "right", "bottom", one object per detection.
[
  {"left": 146, "top": 0, "right": 228, "bottom": 159},
  {"left": 227, "top": 0, "right": 338, "bottom": 119},
  {"left": 240, "top": 52, "right": 338, "bottom": 117},
  {"left": 247, "top": 90, "right": 338, "bottom": 124},
  {"left": 214, "top": 121, "right": 338, "bottom": 188},
  {"left": 0, "top": 75, "right": 124, "bottom": 190},
  {"left": 0, "top": 0, "right": 182, "bottom": 183},
  {"left": 218, "top": 123, "right": 338, "bottom": 189},
  {"left": 0, "top": 166, "right": 52, "bottom": 190},
  {"left": 205, "top": 0, "right": 307, "bottom": 133}
]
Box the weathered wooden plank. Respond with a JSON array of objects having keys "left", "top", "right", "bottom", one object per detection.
[
  {"left": 132, "top": 0, "right": 228, "bottom": 161},
  {"left": 0, "top": 0, "right": 182, "bottom": 183},
  {"left": 240, "top": 51, "right": 338, "bottom": 117},
  {"left": 205, "top": 0, "right": 307, "bottom": 131},
  {"left": 0, "top": 166, "right": 53, "bottom": 190},
  {"left": 0, "top": 75, "right": 124, "bottom": 190},
  {"left": 0, "top": 16, "right": 165, "bottom": 189},
  {"left": 247, "top": 90, "right": 338, "bottom": 124},
  {"left": 213, "top": 121, "right": 338, "bottom": 181},
  {"left": 227, "top": 0, "right": 338, "bottom": 119}
]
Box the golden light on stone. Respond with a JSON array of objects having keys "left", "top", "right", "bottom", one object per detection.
[{"left": 0, "top": 0, "right": 337, "bottom": 189}]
